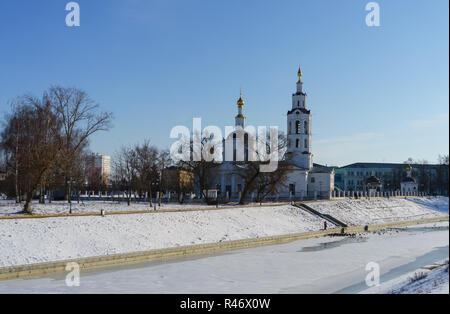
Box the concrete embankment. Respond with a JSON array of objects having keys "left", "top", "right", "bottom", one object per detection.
[{"left": 0, "top": 216, "right": 447, "bottom": 281}]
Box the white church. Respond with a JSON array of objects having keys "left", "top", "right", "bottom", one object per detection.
[
  {"left": 210, "top": 66, "right": 335, "bottom": 200},
  {"left": 401, "top": 165, "right": 418, "bottom": 195}
]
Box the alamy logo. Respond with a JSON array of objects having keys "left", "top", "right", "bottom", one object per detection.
[
  {"left": 170, "top": 118, "right": 280, "bottom": 172},
  {"left": 65, "top": 2, "right": 80, "bottom": 27},
  {"left": 65, "top": 262, "right": 80, "bottom": 287},
  {"left": 365, "top": 2, "right": 380, "bottom": 27},
  {"left": 365, "top": 262, "right": 380, "bottom": 287}
]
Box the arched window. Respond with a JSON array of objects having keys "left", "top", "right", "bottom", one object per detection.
[
  {"left": 295, "top": 121, "right": 301, "bottom": 134},
  {"left": 288, "top": 122, "right": 292, "bottom": 135},
  {"left": 304, "top": 139, "right": 308, "bottom": 149},
  {"left": 304, "top": 121, "right": 308, "bottom": 134},
  {"left": 296, "top": 139, "right": 300, "bottom": 148}
]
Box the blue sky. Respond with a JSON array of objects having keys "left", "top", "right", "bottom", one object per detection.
[{"left": 0, "top": 0, "right": 448, "bottom": 166}]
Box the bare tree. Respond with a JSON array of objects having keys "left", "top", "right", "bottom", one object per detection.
[
  {"left": 177, "top": 131, "right": 220, "bottom": 204},
  {"left": 133, "top": 140, "right": 160, "bottom": 207},
  {"left": 252, "top": 162, "right": 291, "bottom": 202},
  {"left": 113, "top": 145, "right": 137, "bottom": 206},
  {"left": 48, "top": 86, "right": 113, "bottom": 203},
  {"left": 235, "top": 132, "right": 291, "bottom": 204},
  {"left": 0, "top": 99, "right": 27, "bottom": 203},
  {"left": 112, "top": 141, "right": 168, "bottom": 207},
  {"left": 1, "top": 97, "right": 63, "bottom": 213},
  {"left": 158, "top": 149, "right": 171, "bottom": 195}
]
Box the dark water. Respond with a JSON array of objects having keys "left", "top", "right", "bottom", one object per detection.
[
  {"left": 387, "top": 225, "right": 449, "bottom": 233},
  {"left": 298, "top": 225, "right": 449, "bottom": 254},
  {"left": 298, "top": 236, "right": 368, "bottom": 252}
]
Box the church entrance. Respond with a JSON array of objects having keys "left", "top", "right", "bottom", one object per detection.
[
  {"left": 289, "top": 184, "right": 296, "bottom": 196},
  {"left": 226, "top": 185, "right": 232, "bottom": 198}
]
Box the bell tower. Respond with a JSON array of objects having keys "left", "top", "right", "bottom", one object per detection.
[
  {"left": 235, "top": 89, "right": 246, "bottom": 128},
  {"left": 286, "top": 66, "right": 312, "bottom": 170}
]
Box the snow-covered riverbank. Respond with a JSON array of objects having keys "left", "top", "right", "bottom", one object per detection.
[
  {"left": 0, "top": 200, "right": 225, "bottom": 216},
  {"left": 1, "top": 196, "right": 447, "bottom": 218},
  {"left": 0, "top": 221, "right": 447, "bottom": 294},
  {"left": 307, "top": 197, "right": 448, "bottom": 226},
  {"left": 360, "top": 259, "right": 449, "bottom": 294},
  {"left": 0, "top": 197, "right": 447, "bottom": 268},
  {"left": 0, "top": 205, "right": 324, "bottom": 268}
]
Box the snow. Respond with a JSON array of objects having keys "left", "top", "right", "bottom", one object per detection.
[
  {"left": 0, "top": 221, "right": 447, "bottom": 294},
  {"left": 0, "top": 197, "right": 447, "bottom": 269},
  {"left": 0, "top": 200, "right": 231, "bottom": 216},
  {"left": 307, "top": 197, "right": 448, "bottom": 226},
  {"left": 360, "top": 260, "right": 449, "bottom": 294},
  {"left": 1, "top": 196, "right": 447, "bottom": 220},
  {"left": 0, "top": 205, "right": 325, "bottom": 268},
  {"left": 405, "top": 196, "right": 449, "bottom": 214}
]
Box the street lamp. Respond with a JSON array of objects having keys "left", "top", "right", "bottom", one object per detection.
[{"left": 67, "top": 178, "right": 76, "bottom": 214}]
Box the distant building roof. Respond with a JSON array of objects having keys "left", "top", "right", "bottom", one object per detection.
[
  {"left": 339, "top": 162, "right": 439, "bottom": 169},
  {"left": 311, "top": 163, "right": 335, "bottom": 174}
]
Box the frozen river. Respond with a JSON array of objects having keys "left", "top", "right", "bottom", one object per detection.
[{"left": 0, "top": 222, "right": 448, "bottom": 294}]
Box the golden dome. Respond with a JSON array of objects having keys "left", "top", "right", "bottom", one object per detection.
[
  {"left": 237, "top": 88, "right": 244, "bottom": 106},
  {"left": 406, "top": 164, "right": 412, "bottom": 172},
  {"left": 297, "top": 65, "right": 303, "bottom": 83}
]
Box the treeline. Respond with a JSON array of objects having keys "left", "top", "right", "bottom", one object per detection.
[
  {"left": 0, "top": 87, "right": 113, "bottom": 213},
  {"left": 111, "top": 131, "right": 292, "bottom": 206},
  {"left": 112, "top": 141, "right": 171, "bottom": 206},
  {"left": 407, "top": 156, "right": 449, "bottom": 195}
]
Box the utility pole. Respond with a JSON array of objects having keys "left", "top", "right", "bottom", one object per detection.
[
  {"left": 14, "top": 110, "right": 20, "bottom": 204},
  {"left": 68, "top": 178, "right": 75, "bottom": 213}
]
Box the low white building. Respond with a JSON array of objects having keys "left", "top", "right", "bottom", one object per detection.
[{"left": 401, "top": 165, "right": 418, "bottom": 194}]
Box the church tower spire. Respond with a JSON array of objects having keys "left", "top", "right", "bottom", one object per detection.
[
  {"left": 297, "top": 66, "right": 303, "bottom": 83},
  {"left": 235, "top": 88, "right": 246, "bottom": 128},
  {"left": 296, "top": 65, "right": 304, "bottom": 94},
  {"left": 286, "top": 66, "right": 312, "bottom": 170}
]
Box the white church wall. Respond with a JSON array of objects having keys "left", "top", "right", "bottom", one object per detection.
[
  {"left": 282, "top": 170, "right": 308, "bottom": 198},
  {"left": 308, "top": 172, "right": 334, "bottom": 199}
]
